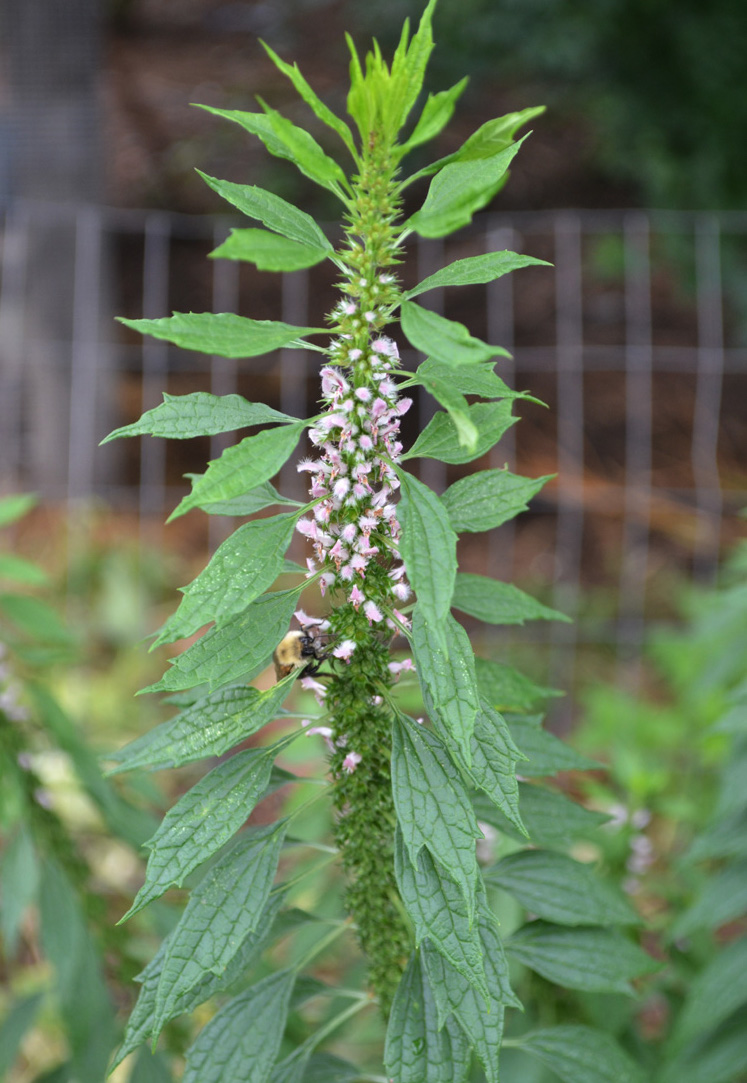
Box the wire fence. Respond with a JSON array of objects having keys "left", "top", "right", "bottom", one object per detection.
[{"left": 1, "top": 199, "right": 745, "bottom": 706}]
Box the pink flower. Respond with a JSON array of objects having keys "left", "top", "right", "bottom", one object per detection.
[
  {"left": 332, "top": 639, "right": 356, "bottom": 661},
  {"left": 364, "top": 600, "right": 384, "bottom": 624},
  {"left": 349, "top": 584, "right": 365, "bottom": 607},
  {"left": 342, "top": 751, "right": 362, "bottom": 773}
]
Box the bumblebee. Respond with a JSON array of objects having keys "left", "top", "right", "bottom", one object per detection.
[{"left": 273, "top": 625, "right": 333, "bottom": 681}]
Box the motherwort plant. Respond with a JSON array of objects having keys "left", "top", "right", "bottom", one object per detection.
[{"left": 106, "top": 3, "right": 653, "bottom": 1079}]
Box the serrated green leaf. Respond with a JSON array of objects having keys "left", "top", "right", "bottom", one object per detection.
[
  {"left": 660, "top": 1006, "right": 747, "bottom": 1083},
  {"left": 153, "top": 823, "right": 287, "bottom": 1037},
  {"left": 401, "top": 300, "right": 510, "bottom": 366},
  {"left": 671, "top": 939, "right": 747, "bottom": 1053},
  {"left": 396, "top": 472, "right": 457, "bottom": 641},
  {"left": 506, "top": 922, "right": 657, "bottom": 993},
  {"left": 474, "top": 782, "right": 609, "bottom": 850},
  {"left": 391, "top": 714, "right": 480, "bottom": 914},
  {"left": 411, "top": 607, "right": 479, "bottom": 766},
  {"left": 144, "top": 588, "right": 301, "bottom": 694},
  {"left": 0, "top": 993, "right": 44, "bottom": 1079},
  {"left": 452, "top": 573, "right": 570, "bottom": 625},
  {"left": 119, "top": 313, "right": 323, "bottom": 359},
  {"left": 154, "top": 513, "right": 298, "bottom": 646},
  {"left": 197, "top": 171, "right": 332, "bottom": 251},
  {"left": 394, "top": 831, "right": 487, "bottom": 999},
  {"left": 198, "top": 104, "right": 348, "bottom": 198},
  {"left": 211, "top": 228, "right": 329, "bottom": 271},
  {"left": 0, "top": 594, "right": 76, "bottom": 647},
  {"left": 475, "top": 657, "right": 559, "bottom": 714},
  {"left": 686, "top": 807, "right": 747, "bottom": 863},
  {"left": 407, "top": 375, "right": 476, "bottom": 449},
  {"left": 183, "top": 970, "right": 295, "bottom": 1083},
  {"left": 170, "top": 422, "right": 306, "bottom": 520},
  {"left": 199, "top": 480, "right": 301, "bottom": 517},
  {"left": 405, "top": 250, "right": 550, "bottom": 299},
  {"left": 384, "top": 952, "right": 470, "bottom": 1083},
  {"left": 507, "top": 716, "right": 600, "bottom": 777},
  {"left": 515, "top": 1026, "right": 644, "bottom": 1083},
  {"left": 443, "top": 470, "right": 551, "bottom": 533},
  {"left": 259, "top": 42, "right": 357, "bottom": 159},
  {"left": 107, "top": 679, "right": 294, "bottom": 774},
  {"left": 398, "top": 78, "right": 468, "bottom": 157},
  {"left": 385, "top": 0, "right": 437, "bottom": 138},
  {"left": 122, "top": 743, "right": 286, "bottom": 919},
  {"left": 466, "top": 701, "right": 525, "bottom": 834},
  {"left": 403, "top": 400, "right": 516, "bottom": 464},
  {"left": 0, "top": 826, "right": 39, "bottom": 954},
  {"left": 102, "top": 392, "right": 296, "bottom": 445},
  {"left": 302, "top": 1053, "right": 360, "bottom": 1083},
  {"left": 0, "top": 553, "right": 48, "bottom": 587},
  {"left": 672, "top": 859, "right": 747, "bottom": 938},
  {"left": 0, "top": 494, "right": 37, "bottom": 528},
  {"left": 487, "top": 849, "right": 638, "bottom": 926},
  {"left": 269, "top": 1049, "right": 311, "bottom": 1083},
  {"left": 406, "top": 139, "right": 526, "bottom": 238},
  {"left": 411, "top": 357, "right": 522, "bottom": 401}
]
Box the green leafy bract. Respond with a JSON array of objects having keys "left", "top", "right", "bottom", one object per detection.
[
  {"left": 210, "top": 228, "right": 329, "bottom": 271},
  {"left": 197, "top": 171, "right": 332, "bottom": 250},
  {"left": 401, "top": 300, "right": 510, "bottom": 366},
  {"left": 396, "top": 471, "right": 457, "bottom": 645},
  {"left": 452, "top": 573, "right": 570, "bottom": 625},
  {"left": 403, "top": 400, "right": 515, "bottom": 464},
  {"left": 102, "top": 392, "right": 296, "bottom": 444},
  {"left": 443, "top": 470, "right": 552, "bottom": 533},
  {"left": 119, "top": 313, "right": 323, "bottom": 358},
  {"left": 411, "top": 357, "right": 522, "bottom": 401},
  {"left": 405, "top": 250, "right": 550, "bottom": 299},
  {"left": 475, "top": 656, "right": 559, "bottom": 714},
  {"left": 465, "top": 701, "right": 526, "bottom": 834},
  {"left": 398, "top": 77, "right": 468, "bottom": 157},
  {"left": 515, "top": 1026, "right": 645, "bottom": 1083}
]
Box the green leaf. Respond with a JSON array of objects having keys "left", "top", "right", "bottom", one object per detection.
[
  {"left": 411, "top": 607, "right": 479, "bottom": 767},
  {"left": 659, "top": 1007, "right": 747, "bottom": 1083},
  {"left": 210, "top": 228, "right": 329, "bottom": 271},
  {"left": 0, "top": 594, "right": 76, "bottom": 647},
  {"left": 406, "top": 107, "right": 544, "bottom": 185},
  {"left": 0, "top": 826, "right": 39, "bottom": 954},
  {"left": 474, "top": 782, "right": 609, "bottom": 850},
  {"left": 406, "top": 250, "right": 550, "bottom": 299},
  {"left": 409, "top": 357, "right": 525, "bottom": 405},
  {"left": 487, "top": 849, "right": 638, "bottom": 926},
  {"left": 259, "top": 42, "right": 357, "bottom": 159},
  {"left": 422, "top": 918, "right": 519, "bottom": 1083},
  {"left": 384, "top": 0, "right": 437, "bottom": 138},
  {"left": 401, "top": 300, "right": 510, "bottom": 366},
  {"left": 144, "top": 588, "right": 301, "bottom": 694},
  {"left": 198, "top": 104, "right": 348, "bottom": 198},
  {"left": 391, "top": 714, "right": 480, "bottom": 914},
  {"left": 394, "top": 831, "right": 487, "bottom": 999},
  {"left": 506, "top": 922, "right": 657, "bottom": 994},
  {"left": 406, "top": 139, "right": 526, "bottom": 238},
  {"left": 108, "top": 679, "right": 294, "bottom": 774},
  {"left": 122, "top": 743, "right": 285, "bottom": 918},
  {"left": 170, "top": 422, "right": 306, "bottom": 520},
  {"left": 196, "top": 171, "right": 332, "bottom": 251},
  {"left": 119, "top": 312, "right": 323, "bottom": 359},
  {"left": 507, "top": 716, "right": 600, "bottom": 777},
  {"left": 384, "top": 952, "right": 470, "bottom": 1083},
  {"left": 466, "top": 701, "right": 525, "bottom": 834},
  {"left": 403, "top": 400, "right": 516, "bottom": 465},
  {"left": 199, "top": 480, "right": 301, "bottom": 517},
  {"left": 0, "top": 553, "right": 48, "bottom": 587},
  {"left": 475, "top": 657, "right": 559, "bottom": 714},
  {"left": 398, "top": 78, "right": 468, "bottom": 157},
  {"left": 452, "top": 573, "right": 570, "bottom": 625},
  {"left": 443, "top": 470, "right": 551, "bottom": 533},
  {"left": 153, "top": 823, "right": 287, "bottom": 1037},
  {"left": 183, "top": 970, "right": 295, "bottom": 1083},
  {"left": 515, "top": 1026, "right": 644, "bottom": 1083},
  {"left": 406, "top": 375, "right": 476, "bottom": 450},
  {"left": 154, "top": 513, "right": 298, "bottom": 646},
  {"left": 396, "top": 472, "right": 457, "bottom": 641},
  {"left": 102, "top": 392, "right": 296, "bottom": 445},
  {"left": 302, "top": 1053, "right": 360, "bottom": 1083},
  {"left": 671, "top": 939, "right": 747, "bottom": 1053},
  {"left": 0, "top": 494, "right": 37, "bottom": 528},
  {"left": 0, "top": 994, "right": 44, "bottom": 1079},
  {"left": 672, "top": 859, "right": 747, "bottom": 938},
  {"left": 687, "top": 807, "right": 747, "bottom": 863}
]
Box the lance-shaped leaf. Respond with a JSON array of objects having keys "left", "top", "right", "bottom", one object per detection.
[
  {"left": 475, "top": 657, "right": 559, "bottom": 714},
  {"left": 452, "top": 573, "right": 570, "bottom": 625},
  {"left": 0, "top": 493, "right": 37, "bottom": 528},
  {"left": 0, "top": 994, "right": 44, "bottom": 1081},
  {"left": 486, "top": 849, "right": 638, "bottom": 926},
  {"left": 199, "top": 480, "right": 300, "bottom": 517},
  {"left": 406, "top": 138, "right": 526, "bottom": 238},
  {"left": 506, "top": 922, "right": 657, "bottom": 994},
  {"left": 396, "top": 471, "right": 457, "bottom": 643},
  {"left": 401, "top": 300, "right": 510, "bottom": 366},
  {"left": 474, "top": 782, "right": 609, "bottom": 851},
  {"left": 422, "top": 918, "right": 520, "bottom": 1083},
  {"left": 412, "top": 606, "right": 479, "bottom": 765},
  {"left": 101, "top": 392, "right": 296, "bottom": 445},
  {"left": 383, "top": 0, "right": 437, "bottom": 139},
  {"left": 0, "top": 826, "right": 39, "bottom": 953},
  {"left": 118, "top": 313, "right": 323, "bottom": 359},
  {"left": 122, "top": 741, "right": 288, "bottom": 920},
  {"left": 465, "top": 700, "right": 525, "bottom": 834},
  {"left": 410, "top": 356, "right": 527, "bottom": 401},
  {"left": 514, "top": 1026, "right": 645, "bottom": 1083},
  {"left": 443, "top": 470, "right": 552, "bottom": 533},
  {"left": 210, "top": 228, "right": 329, "bottom": 272},
  {"left": 183, "top": 970, "right": 295, "bottom": 1083},
  {"left": 671, "top": 859, "right": 747, "bottom": 938},
  {"left": 107, "top": 679, "right": 295, "bottom": 774},
  {"left": 153, "top": 823, "right": 288, "bottom": 1037},
  {"left": 170, "top": 421, "right": 306, "bottom": 520},
  {"left": 198, "top": 103, "right": 348, "bottom": 198},
  {"left": 507, "top": 716, "right": 600, "bottom": 777},
  {"left": 197, "top": 171, "right": 332, "bottom": 251},
  {"left": 154, "top": 513, "right": 298, "bottom": 646},
  {"left": 143, "top": 588, "right": 301, "bottom": 694},
  {"left": 391, "top": 714, "right": 480, "bottom": 913},
  {"left": 384, "top": 952, "right": 470, "bottom": 1083},
  {"left": 406, "top": 250, "right": 551, "bottom": 299},
  {"left": 670, "top": 939, "right": 747, "bottom": 1053},
  {"left": 405, "top": 374, "right": 476, "bottom": 450},
  {"left": 403, "top": 400, "right": 516, "bottom": 465},
  {"left": 398, "top": 78, "right": 468, "bottom": 157},
  {"left": 0, "top": 553, "right": 48, "bottom": 587}
]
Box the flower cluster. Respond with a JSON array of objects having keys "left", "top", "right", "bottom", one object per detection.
[{"left": 296, "top": 331, "right": 413, "bottom": 628}]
